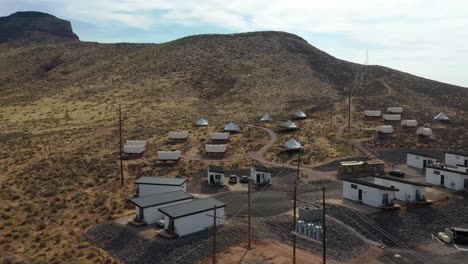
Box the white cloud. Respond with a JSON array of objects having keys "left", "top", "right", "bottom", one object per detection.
[{"left": 1, "top": 0, "right": 468, "bottom": 86}]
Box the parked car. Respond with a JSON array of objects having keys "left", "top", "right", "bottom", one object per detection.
[
  {"left": 156, "top": 218, "right": 165, "bottom": 228},
  {"left": 229, "top": 175, "right": 237, "bottom": 184},
  {"left": 240, "top": 176, "right": 249, "bottom": 183},
  {"left": 389, "top": 170, "right": 405, "bottom": 177}
]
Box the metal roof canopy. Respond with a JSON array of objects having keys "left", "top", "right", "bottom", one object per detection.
[
  {"left": 128, "top": 190, "right": 193, "bottom": 208},
  {"left": 208, "top": 165, "right": 225, "bottom": 173},
  {"left": 342, "top": 178, "right": 400, "bottom": 191},
  {"left": 158, "top": 197, "right": 226, "bottom": 219},
  {"left": 135, "top": 176, "right": 188, "bottom": 186}
]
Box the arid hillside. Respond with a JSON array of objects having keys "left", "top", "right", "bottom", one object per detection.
[{"left": 0, "top": 12, "right": 467, "bottom": 264}]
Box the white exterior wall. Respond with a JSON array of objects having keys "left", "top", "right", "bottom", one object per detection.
[
  {"left": 136, "top": 198, "right": 193, "bottom": 224},
  {"left": 406, "top": 153, "right": 439, "bottom": 169},
  {"left": 205, "top": 144, "right": 227, "bottom": 153},
  {"left": 343, "top": 181, "right": 395, "bottom": 207},
  {"left": 364, "top": 110, "right": 381, "bottom": 117},
  {"left": 207, "top": 171, "right": 225, "bottom": 185},
  {"left": 383, "top": 114, "right": 401, "bottom": 121},
  {"left": 445, "top": 153, "right": 468, "bottom": 167},
  {"left": 374, "top": 178, "right": 426, "bottom": 202},
  {"left": 169, "top": 132, "right": 188, "bottom": 139},
  {"left": 164, "top": 207, "right": 225, "bottom": 237},
  {"left": 425, "top": 167, "right": 468, "bottom": 190},
  {"left": 454, "top": 165, "right": 468, "bottom": 173},
  {"left": 139, "top": 183, "right": 187, "bottom": 197},
  {"left": 157, "top": 151, "right": 181, "bottom": 160},
  {"left": 250, "top": 167, "right": 272, "bottom": 184},
  {"left": 123, "top": 145, "right": 145, "bottom": 154},
  {"left": 387, "top": 107, "right": 404, "bottom": 113},
  {"left": 211, "top": 133, "right": 230, "bottom": 140}
]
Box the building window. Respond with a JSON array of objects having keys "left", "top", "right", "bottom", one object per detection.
[
  {"left": 351, "top": 184, "right": 357, "bottom": 189},
  {"left": 416, "top": 156, "right": 420, "bottom": 160},
  {"left": 434, "top": 170, "right": 440, "bottom": 175}
]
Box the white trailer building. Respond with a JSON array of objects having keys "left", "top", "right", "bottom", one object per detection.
[
  {"left": 406, "top": 152, "right": 440, "bottom": 169},
  {"left": 342, "top": 178, "right": 398, "bottom": 208},
  {"left": 157, "top": 151, "right": 181, "bottom": 161},
  {"left": 207, "top": 165, "right": 225, "bottom": 185},
  {"left": 205, "top": 144, "right": 227, "bottom": 154},
  {"left": 364, "top": 110, "right": 382, "bottom": 117},
  {"left": 387, "top": 107, "right": 404, "bottom": 113},
  {"left": 251, "top": 164, "right": 272, "bottom": 185},
  {"left": 159, "top": 197, "right": 226, "bottom": 237},
  {"left": 374, "top": 175, "right": 431, "bottom": 202},
  {"left": 135, "top": 176, "right": 188, "bottom": 197},
  {"left": 376, "top": 125, "right": 394, "bottom": 134},
  {"left": 401, "top": 120, "right": 417, "bottom": 127},
  {"left": 426, "top": 166, "right": 468, "bottom": 190},
  {"left": 129, "top": 190, "right": 193, "bottom": 225},
  {"left": 445, "top": 152, "right": 468, "bottom": 167},
  {"left": 123, "top": 140, "right": 147, "bottom": 154},
  {"left": 169, "top": 131, "right": 189, "bottom": 140},
  {"left": 383, "top": 114, "right": 401, "bottom": 121},
  {"left": 211, "top": 132, "right": 230, "bottom": 141}
]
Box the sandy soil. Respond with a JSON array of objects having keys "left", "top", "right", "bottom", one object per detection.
[{"left": 197, "top": 239, "right": 326, "bottom": 264}]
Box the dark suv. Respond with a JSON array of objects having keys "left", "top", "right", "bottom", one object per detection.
[{"left": 389, "top": 170, "right": 405, "bottom": 177}]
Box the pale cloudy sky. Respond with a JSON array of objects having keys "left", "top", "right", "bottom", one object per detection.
[{"left": 2, "top": 0, "right": 468, "bottom": 87}]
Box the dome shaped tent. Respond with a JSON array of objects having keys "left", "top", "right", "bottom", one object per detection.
[
  {"left": 195, "top": 118, "right": 208, "bottom": 126},
  {"left": 434, "top": 112, "right": 449, "bottom": 122},
  {"left": 294, "top": 111, "right": 307, "bottom": 119},
  {"left": 417, "top": 127, "right": 432, "bottom": 136},
  {"left": 364, "top": 110, "right": 382, "bottom": 117}
]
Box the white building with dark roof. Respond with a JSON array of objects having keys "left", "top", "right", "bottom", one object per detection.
[
  {"left": 208, "top": 165, "right": 225, "bottom": 185},
  {"left": 373, "top": 175, "right": 431, "bottom": 203},
  {"left": 342, "top": 178, "right": 399, "bottom": 208},
  {"left": 135, "top": 176, "right": 188, "bottom": 197},
  {"left": 445, "top": 152, "right": 468, "bottom": 167},
  {"left": 159, "top": 197, "right": 226, "bottom": 237},
  {"left": 426, "top": 166, "right": 468, "bottom": 190},
  {"left": 129, "top": 190, "right": 193, "bottom": 225},
  {"left": 251, "top": 165, "right": 272, "bottom": 185},
  {"left": 406, "top": 152, "right": 440, "bottom": 169}
]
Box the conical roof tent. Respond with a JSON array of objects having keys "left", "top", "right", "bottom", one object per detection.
[
  {"left": 283, "top": 120, "right": 297, "bottom": 129},
  {"left": 294, "top": 111, "right": 307, "bottom": 118},
  {"left": 195, "top": 118, "right": 208, "bottom": 126},
  {"left": 224, "top": 122, "right": 240, "bottom": 132},
  {"left": 284, "top": 138, "right": 302, "bottom": 150},
  {"left": 260, "top": 114, "right": 272, "bottom": 122},
  {"left": 434, "top": 112, "right": 449, "bottom": 121}
]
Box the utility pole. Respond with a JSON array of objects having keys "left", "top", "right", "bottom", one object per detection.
[
  {"left": 330, "top": 102, "right": 334, "bottom": 128},
  {"left": 322, "top": 186, "right": 326, "bottom": 264},
  {"left": 348, "top": 88, "right": 352, "bottom": 130},
  {"left": 293, "top": 151, "right": 300, "bottom": 264},
  {"left": 212, "top": 204, "right": 217, "bottom": 264},
  {"left": 248, "top": 177, "right": 252, "bottom": 249},
  {"left": 119, "top": 104, "right": 124, "bottom": 187}
]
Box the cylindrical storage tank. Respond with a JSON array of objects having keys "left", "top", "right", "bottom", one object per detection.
[
  {"left": 296, "top": 220, "right": 305, "bottom": 234},
  {"left": 306, "top": 223, "right": 313, "bottom": 237},
  {"left": 437, "top": 232, "right": 451, "bottom": 243}
]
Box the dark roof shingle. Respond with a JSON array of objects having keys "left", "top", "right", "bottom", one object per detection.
[
  {"left": 128, "top": 191, "right": 193, "bottom": 208},
  {"left": 159, "top": 197, "right": 225, "bottom": 219},
  {"left": 208, "top": 165, "right": 225, "bottom": 173},
  {"left": 343, "top": 178, "right": 399, "bottom": 191},
  {"left": 374, "top": 175, "right": 431, "bottom": 187},
  {"left": 135, "top": 176, "right": 188, "bottom": 186},
  {"left": 252, "top": 164, "right": 271, "bottom": 173}
]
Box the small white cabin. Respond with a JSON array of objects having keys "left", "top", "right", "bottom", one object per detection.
[
  {"left": 387, "top": 107, "right": 404, "bottom": 113},
  {"left": 342, "top": 178, "right": 398, "bottom": 208},
  {"left": 445, "top": 152, "right": 468, "bottom": 167},
  {"left": 195, "top": 118, "right": 209, "bottom": 126},
  {"left": 208, "top": 165, "right": 225, "bottom": 185},
  {"left": 135, "top": 176, "right": 188, "bottom": 197},
  {"left": 129, "top": 190, "right": 193, "bottom": 225},
  {"left": 382, "top": 114, "right": 401, "bottom": 121},
  {"left": 159, "top": 197, "right": 225, "bottom": 237},
  {"left": 224, "top": 122, "right": 240, "bottom": 132},
  {"left": 169, "top": 131, "right": 189, "bottom": 140},
  {"left": 211, "top": 132, "right": 230, "bottom": 141},
  {"left": 416, "top": 127, "right": 432, "bottom": 137},
  {"left": 294, "top": 111, "right": 307, "bottom": 119},
  {"left": 364, "top": 110, "right": 382, "bottom": 117},
  {"left": 376, "top": 125, "right": 394, "bottom": 134},
  {"left": 406, "top": 152, "right": 439, "bottom": 169},
  {"left": 401, "top": 120, "right": 417, "bottom": 127},
  {"left": 205, "top": 144, "right": 227, "bottom": 154},
  {"left": 426, "top": 166, "right": 468, "bottom": 190},
  {"left": 251, "top": 165, "right": 272, "bottom": 185},
  {"left": 373, "top": 175, "right": 430, "bottom": 203},
  {"left": 123, "top": 140, "right": 147, "bottom": 154},
  {"left": 260, "top": 114, "right": 273, "bottom": 122},
  {"left": 157, "top": 151, "right": 181, "bottom": 161},
  {"left": 283, "top": 120, "right": 298, "bottom": 130}
]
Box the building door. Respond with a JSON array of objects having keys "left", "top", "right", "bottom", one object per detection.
[
  {"left": 464, "top": 179, "right": 468, "bottom": 189},
  {"left": 168, "top": 218, "right": 175, "bottom": 232},
  {"left": 465, "top": 160, "right": 468, "bottom": 166},
  {"left": 210, "top": 175, "right": 214, "bottom": 184},
  {"left": 423, "top": 160, "right": 427, "bottom": 168},
  {"left": 382, "top": 193, "right": 389, "bottom": 205},
  {"left": 257, "top": 174, "right": 261, "bottom": 183},
  {"left": 415, "top": 190, "right": 421, "bottom": 201},
  {"left": 358, "top": 189, "right": 363, "bottom": 201},
  {"left": 138, "top": 207, "right": 144, "bottom": 220},
  {"left": 440, "top": 175, "right": 445, "bottom": 186}
]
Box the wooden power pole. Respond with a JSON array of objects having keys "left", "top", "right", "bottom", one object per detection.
[
  {"left": 119, "top": 104, "right": 124, "bottom": 187},
  {"left": 348, "top": 89, "right": 352, "bottom": 130},
  {"left": 322, "top": 186, "right": 327, "bottom": 264},
  {"left": 248, "top": 177, "right": 252, "bottom": 249},
  {"left": 212, "top": 204, "right": 217, "bottom": 264},
  {"left": 293, "top": 152, "right": 300, "bottom": 264}
]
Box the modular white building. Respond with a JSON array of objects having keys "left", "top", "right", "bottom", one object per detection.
[
  {"left": 159, "top": 197, "right": 226, "bottom": 237},
  {"left": 135, "top": 176, "right": 188, "bottom": 197},
  {"left": 406, "top": 152, "right": 440, "bottom": 169},
  {"left": 123, "top": 140, "right": 147, "bottom": 154},
  {"left": 251, "top": 165, "right": 272, "bottom": 185},
  {"left": 205, "top": 144, "right": 227, "bottom": 154},
  {"left": 211, "top": 132, "right": 230, "bottom": 141},
  {"left": 364, "top": 110, "right": 382, "bottom": 117},
  {"left": 342, "top": 178, "right": 398, "bottom": 208},
  {"left": 401, "top": 120, "right": 417, "bottom": 127},
  {"left": 157, "top": 151, "right": 181, "bottom": 161},
  {"left": 169, "top": 131, "right": 189, "bottom": 140},
  {"left": 208, "top": 165, "right": 225, "bottom": 185},
  {"left": 374, "top": 175, "right": 430, "bottom": 202},
  {"left": 129, "top": 190, "right": 193, "bottom": 225},
  {"left": 383, "top": 114, "right": 401, "bottom": 121},
  {"left": 445, "top": 152, "right": 468, "bottom": 167},
  {"left": 376, "top": 125, "right": 394, "bottom": 134},
  {"left": 387, "top": 107, "right": 404, "bottom": 113},
  {"left": 426, "top": 166, "right": 468, "bottom": 190}
]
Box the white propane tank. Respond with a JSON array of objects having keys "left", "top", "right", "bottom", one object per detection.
[
  {"left": 315, "top": 226, "right": 322, "bottom": 240},
  {"left": 306, "top": 223, "right": 313, "bottom": 237},
  {"left": 297, "top": 220, "right": 305, "bottom": 234},
  {"left": 437, "top": 232, "right": 451, "bottom": 243}
]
